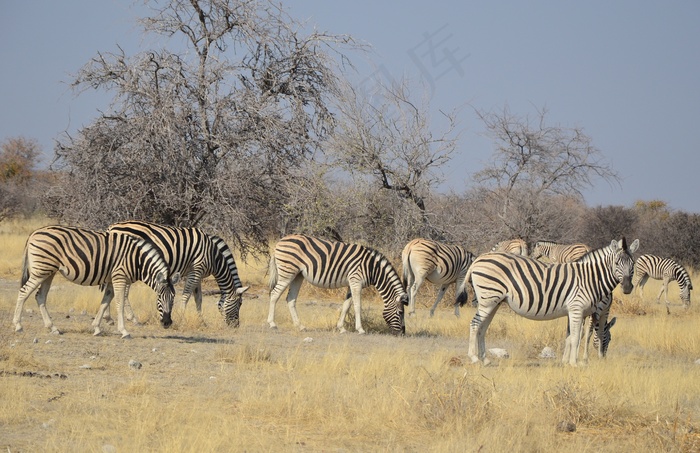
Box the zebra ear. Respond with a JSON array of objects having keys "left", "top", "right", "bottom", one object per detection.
[
  {"left": 170, "top": 272, "right": 181, "bottom": 285},
  {"left": 610, "top": 239, "right": 620, "bottom": 250},
  {"left": 628, "top": 239, "right": 640, "bottom": 254},
  {"left": 236, "top": 286, "right": 249, "bottom": 295},
  {"left": 608, "top": 317, "right": 617, "bottom": 329}
]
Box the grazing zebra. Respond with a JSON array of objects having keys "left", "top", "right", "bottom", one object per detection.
[
  {"left": 107, "top": 220, "right": 249, "bottom": 326},
  {"left": 401, "top": 238, "right": 475, "bottom": 317},
  {"left": 491, "top": 238, "right": 529, "bottom": 256},
  {"left": 461, "top": 238, "right": 639, "bottom": 365},
  {"left": 632, "top": 254, "right": 693, "bottom": 308},
  {"left": 564, "top": 300, "right": 617, "bottom": 361},
  {"left": 13, "top": 225, "right": 178, "bottom": 338},
  {"left": 530, "top": 241, "right": 591, "bottom": 263},
  {"left": 268, "top": 234, "right": 408, "bottom": 335}
]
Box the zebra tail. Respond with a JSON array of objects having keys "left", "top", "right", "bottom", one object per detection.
[
  {"left": 268, "top": 255, "right": 278, "bottom": 290},
  {"left": 20, "top": 242, "right": 30, "bottom": 287},
  {"left": 455, "top": 267, "right": 472, "bottom": 307}
]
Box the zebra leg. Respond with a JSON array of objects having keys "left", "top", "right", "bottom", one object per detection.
[
  {"left": 180, "top": 271, "right": 200, "bottom": 311},
  {"left": 34, "top": 274, "right": 60, "bottom": 334},
  {"left": 563, "top": 311, "right": 584, "bottom": 366},
  {"left": 337, "top": 293, "right": 353, "bottom": 333},
  {"left": 92, "top": 284, "right": 115, "bottom": 336},
  {"left": 13, "top": 274, "right": 46, "bottom": 333},
  {"left": 408, "top": 274, "right": 425, "bottom": 316},
  {"left": 468, "top": 304, "right": 499, "bottom": 365},
  {"left": 189, "top": 282, "right": 205, "bottom": 325},
  {"left": 122, "top": 284, "right": 139, "bottom": 324},
  {"left": 285, "top": 275, "right": 306, "bottom": 331},
  {"left": 429, "top": 285, "right": 448, "bottom": 317},
  {"left": 113, "top": 282, "right": 131, "bottom": 339},
  {"left": 636, "top": 274, "right": 648, "bottom": 299},
  {"left": 350, "top": 284, "right": 365, "bottom": 334}
]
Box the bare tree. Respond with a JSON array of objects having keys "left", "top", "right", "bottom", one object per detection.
[
  {"left": 328, "top": 78, "right": 461, "bottom": 239},
  {"left": 0, "top": 137, "right": 42, "bottom": 220},
  {"left": 473, "top": 105, "right": 619, "bottom": 242},
  {"left": 50, "top": 0, "right": 357, "bottom": 256}
]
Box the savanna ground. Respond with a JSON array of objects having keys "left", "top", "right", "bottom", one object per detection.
[{"left": 1, "top": 217, "right": 699, "bottom": 452}]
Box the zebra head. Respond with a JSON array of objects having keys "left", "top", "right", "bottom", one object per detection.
[
  {"left": 592, "top": 316, "right": 617, "bottom": 357},
  {"left": 610, "top": 237, "right": 640, "bottom": 294},
  {"left": 383, "top": 293, "right": 408, "bottom": 336},
  {"left": 219, "top": 286, "right": 250, "bottom": 328},
  {"left": 154, "top": 271, "right": 180, "bottom": 328}
]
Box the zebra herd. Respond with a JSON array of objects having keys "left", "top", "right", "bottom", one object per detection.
[{"left": 12, "top": 224, "right": 693, "bottom": 365}]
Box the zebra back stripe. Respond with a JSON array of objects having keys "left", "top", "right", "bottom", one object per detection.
[
  {"left": 531, "top": 241, "right": 591, "bottom": 263},
  {"left": 491, "top": 239, "right": 529, "bottom": 256}
]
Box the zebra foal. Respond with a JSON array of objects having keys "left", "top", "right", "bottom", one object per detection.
[
  {"left": 401, "top": 238, "right": 475, "bottom": 317},
  {"left": 13, "top": 225, "right": 178, "bottom": 338},
  {"left": 632, "top": 254, "right": 693, "bottom": 309},
  {"left": 530, "top": 241, "right": 591, "bottom": 263},
  {"left": 268, "top": 234, "right": 408, "bottom": 335},
  {"left": 107, "top": 221, "right": 249, "bottom": 327},
  {"left": 461, "top": 238, "right": 639, "bottom": 366}
]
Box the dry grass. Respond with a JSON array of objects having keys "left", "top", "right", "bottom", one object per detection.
[{"left": 1, "top": 217, "right": 700, "bottom": 452}]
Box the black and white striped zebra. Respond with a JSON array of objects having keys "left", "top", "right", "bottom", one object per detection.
[
  {"left": 491, "top": 238, "right": 529, "bottom": 256},
  {"left": 461, "top": 238, "right": 639, "bottom": 365},
  {"left": 632, "top": 254, "right": 693, "bottom": 308},
  {"left": 13, "top": 225, "right": 178, "bottom": 338},
  {"left": 267, "top": 234, "right": 408, "bottom": 335},
  {"left": 530, "top": 241, "right": 591, "bottom": 263},
  {"left": 401, "top": 238, "right": 475, "bottom": 317},
  {"left": 107, "top": 221, "right": 249, "bottom": 327}
]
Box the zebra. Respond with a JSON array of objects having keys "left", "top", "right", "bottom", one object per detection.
[
  {"left": 12, "top": 225, "right": 179, "bottom": 338},
  {"left": 530, "top": 241, "right": 591, "bottom": 264},
  {"left": 107, "top": 220, "right": 249, "bottom": 326},
  {"left": 267, "top": 234, "right": 408, "bottom": 335},
  {"left": 491, "top": 238, "right": 529, "bottom": 256},
  {"left": 632, "top": 254, "right": 693, "bottom": 309},
  {"left": 460, "top": 237, "right": 639, "bottom": 365},
  {"left": 401, "top": 238, "right": 475, "bottom": 317}
]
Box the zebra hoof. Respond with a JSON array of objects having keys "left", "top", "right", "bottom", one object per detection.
[
  {"left": 268, "top": 323, "right": 278, "bottom": 330},
  {"left": 121, "top": 333, "right": 132, "bottom": 340},
  {"left": 14, "top": 325, "right": 23, "bottom": 333},
  {"left": 93, "top": 328, "right": 102, "bottom": 336},
  {"left": 356, "top": 329, "right": 366, "bottom": 335},
  {"left": 338, "top": 327, "right": 347, "bottom": 334},
  {"left": 50, "top": 327, "right": 61, "bottom": 335}
]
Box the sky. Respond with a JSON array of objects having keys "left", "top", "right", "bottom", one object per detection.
[{"left": 2, "top": 1, "right": 699, "bottom": 213}]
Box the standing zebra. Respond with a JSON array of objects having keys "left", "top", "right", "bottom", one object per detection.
[
  {"left": 107, "top": 221, "right": 249, "bottom": 326},
  {"left": 491, "top": 238, "right": 529, "bottom": 256},
  {"left": 632, "top": 254, "right": 693, "bottom": 308},
  {"left": 401, "top": 238, "right": 475, "bottom": 317},
  {"left": 530, "top": 241, "right": 591, "bottom": 263},
  {"left": 461, "top": 238, "right": 639, "bottom": 365},
  {"left": 268, "top": 234, "right": 408, "bottom": 335},
  {"left": 13, "top": 225, "right": 178, "bottom": 338}
]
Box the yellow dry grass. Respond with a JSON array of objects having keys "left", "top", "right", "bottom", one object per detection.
[{"left": 1, "top": 217, "right": 699, "bottom": 452}]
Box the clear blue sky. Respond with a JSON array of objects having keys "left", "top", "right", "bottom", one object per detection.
[{"left": 2, "top": 1, "right": 699, "bottom": 212}]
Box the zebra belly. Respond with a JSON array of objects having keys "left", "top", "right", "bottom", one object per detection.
[
  {"left": 301, "top": 271, "right": 350, "bottom": 290},
  {"left": 58, "top": 266, "right": 108, "bottom": 286},
  {"left": 506, "top": 296, "right": 571, "bottom": 321}
]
